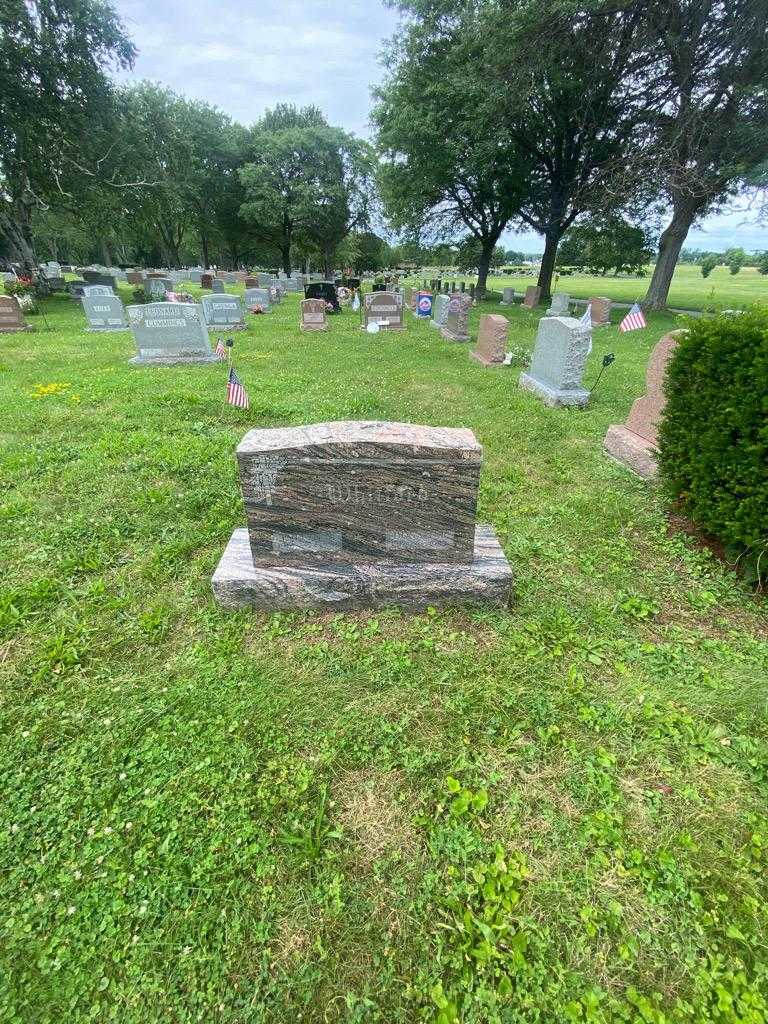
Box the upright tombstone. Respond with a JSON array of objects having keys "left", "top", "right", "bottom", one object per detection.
[
  {"left": 300, "top": 297, "right": 329, "bottom": 332},
  {"left": 522, "top": 286, "right": 541, "bottom": 309},
  {"left": 82, "top": 293, "right": 128, "bottom": 331},
  {"left": 500, "top": 287, "right": 515, "bottom": 306},
  {"left": 145, "top": 277, "right": 171, "bottom": 299},
  {"left": 127, "top": 302, "right": 218, "bottom": 364},
  {"left": 126, "top": 272, "right": 145, "bottom": 286},
  {"left": 257, "top": 273, "right": 272, "bottom": 288},
  {"left": 212, "top": 420, "right": 513, "bottom": 611},
  {"left": 201, "top": 293, "right": 246, "bottom": 330},
  {"left": 471, "top": 314, "right": 509, "bottom": 367},
  {"left": 201, "top": 273, "right": 214, "bottom": 290},
  {"left": 188, "top": 270, "right": 203, "bottom": 285},
  {"left": 431, "top": 292, "right": 450, "bottom": 330},
  {"left": 0, "top": 296, "right": 34, "bottom": 333},
  {"left": 82, "top": 284, "right": 114, "bottom": 297},
  {"left": 82, "top": 270, "right": 117, "bottom": 289},
  {"left": 244, "top": 277, "right": 259, "bottom": 289},
  {"left": 519, "top": 316, "right": 591, "bottom": 407},
  {"left": 440, "top": 293, "right": 472, "bottom": 342},
  {"left": 305, "top": 281, "right": 340, "bottom": 313},
  {"left": 590, "top": 296, "right": 611, "bottom": 327},
  {"left": 546, "top": 293, "right": 570, "bottom": 316},
  {"left": 603, "top": 332, "right": 681, "bottom": 479},
  {"left": 244, "top": 288, "right": 271, "bottom": 312},
  {"left": 283, "top": 277, "right": 299, "bottom": 293},
  {"left": 211, "top": 279, "right": 225, "bottom": 294},
  {"left": 362, "top": 291, "right": 405, "bottom": 331}
]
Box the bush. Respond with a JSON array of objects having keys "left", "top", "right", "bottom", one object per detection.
[
  {"left": 4, "top": 277, "right": 33, "bottom": 297},
  {"left": 659, "top": 309, "right": 768, "bottom": 582},
  {"left": 700, "top": 255, "right": 718, "bottom": 278}
]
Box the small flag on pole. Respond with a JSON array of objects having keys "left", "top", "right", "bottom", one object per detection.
[
  {"left": 619, "top": 302, "right": 647, "bottom": 333},
  {"left": 215, "top": 338, "right": 227, "bottom": 359},
  {"left": 226, "top": 366, "right": 249, "bottom": 409},
  {"left": 579, "top": 303, "right": 593, "bottom": 329}
]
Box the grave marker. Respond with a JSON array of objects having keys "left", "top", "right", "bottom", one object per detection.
[
  {"left": 82, "top": 294, "right": 128, "bottom": 331},
  {"left": 522, "top": 286, "right": 541, "bottom": 309},
  {"left": 362, "top": 291, "right": 405, "bottom": 331},
  {"left": 127, "top": 302, "right": 218, "bottom": 364},
  {"left": 0, "top": 295, "right": 33, "bottom": 333},
  {"left": 300, "top": 298, "right": 328, "bottom": 332},
  {"left": 201, "top": 293, "right": 246, "bottom": 330},
  {"left": 603, "top": 332, "right": 681, "bottom": 479},
  {"left": 440, "top": 293, "right": 472, "bottom": 342},
  {"left": 244, "top": 288, "right": 271, "bottom": 312},
  {"left": 212, "top": 420, "right": 513, "bottom": 610},
  {"left": 471, "top": 314, "right": 508, "bottom": 367},
  {"left": 519, "top": 316, "right": 591, "bottom": 407},
  {"left": 590, "top": 296, "right": 611, "bottom": 327},
  {"left": 546, "top": 293, "right": 570, "bottom": 316},
  {"left": 431, "top": 293, "right": 450, "bottom": 330}
]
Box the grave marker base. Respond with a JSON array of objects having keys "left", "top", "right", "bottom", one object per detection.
[
  {"left": 129, "top": 353, "right": 222, "bottom": 366},
  {"left": 470, "top": 350, "right": 505, "bottom": 368},
  {"left": 213, "top": 526, "right": 513, "bottom": 611},
  {"left": 519, "top": 371, "right": 589, "bottom": 407},
  {"left": 603, "top": 425, "right": 659, "bottom": 480}
]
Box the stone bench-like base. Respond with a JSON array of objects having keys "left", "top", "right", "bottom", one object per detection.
[
  {"left": 603, "top": 424, "right": 659, "bottom": 480},
  {"left": 212, "top": 526, "right": 513, "bottom": 611},
  {"left": 519, "top": 372, "right": 589, "bottom": 408},
  {"left": 129, "top": 353, "right": 223, "bottom": 365}
]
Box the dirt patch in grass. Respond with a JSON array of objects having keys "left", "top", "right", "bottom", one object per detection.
[{"left": 335, "top": 768, "right": 419, "bottom": 868}]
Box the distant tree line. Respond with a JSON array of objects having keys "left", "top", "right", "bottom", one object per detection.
[{"left": 0, "top": 3, "right": 375, "bottom": 275}]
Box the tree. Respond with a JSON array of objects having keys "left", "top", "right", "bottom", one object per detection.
[
  {"left": 504, "top": 249, "right": 525, "bottom": 263},
  {"left": 373, "top": 18, "right": 527, "bottom": 296},
  {"left": 724, "top": 246, "right": 746, "bottom": 275},
  {"left": 641, "top": 0, "right": 768, "bottom": 308},
  {"left": 303, "top": 136, "right": 377, "bottom": 276},
  {"left": 758, "top": 252, "right": 768, "bottom": 274},
  {"left": 338, "top": 231, "right": 390, "bottom": 274},
  {"left": 239, "top": 105, "right": 366, "bottom": 275},
  {"left": 377, "top": 0, "right": 655, "bottom": 300},
  {"left": 558, "top": 216, "right": 654, "bottom": 274},
  {"left": 0, "top": 0, "right": 135, "bottom": 270},
  {"left": 700, "top": 254, "right": 718, "bottom": 277}
]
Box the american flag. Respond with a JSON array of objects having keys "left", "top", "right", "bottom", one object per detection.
[
  {"left": 215, "top": 338, "right": 227, "bottom": 359},
  {"left": 579, "top": 303, "right": 592, "bottom": 328},
  {"left": 619, "top": 302, "right": 647, "bottom": 332},
  {"left": 226, "top": 366, "right": 249, "bottom": 409}
]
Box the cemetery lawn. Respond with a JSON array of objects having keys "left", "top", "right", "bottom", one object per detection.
[
  {"left": 417, "top": 262, "right": 768, "bottom": 311},
  {"left": 2, "top": 288, "right": 768, "bottom": 1024}
]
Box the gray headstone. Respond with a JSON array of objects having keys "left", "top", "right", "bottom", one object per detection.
[
  {"left": 82, "top": 284, "right": 114, "bottom": 297},
  {"left": 211, "top": 421, "right": 513, "bottom": 610},
  {"left": 546, "top": 293, "right": 570, "bottom": 316},
  {"left": 431, "top": 293, "right": 450, "bottom": 329},
  {"left": 145, "top": 277, "right": 172, "bottom": 298},
  {"left": 82, "top": 294, "right": 128, "bottom": 331},
  {"left": 188, "top": 270, "right": 203, "bottom": 284},
  {"left": 211, "top": 280, "right": 225, "bottom": 294},
  {"left": 201, "top": 293, "right": 246, "bottom": 328},
  {"left": 244, "top": 288, "right": 271, "bottom": 312},
  {"left": 127, "top": 302, "right": 218, "bottom": 365},
  {"left": 501, "top": 287, "right": 515, "bottom": 306},
  {"left": 519, "top": 316, "right": 591, "bottom": 407},
  {"left": 440, "top": 293, "right": 472, "bottom": 342}
]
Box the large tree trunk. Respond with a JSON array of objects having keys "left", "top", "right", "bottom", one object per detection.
[
  {"left": 323, "top": 244, "right": 335, "bottom": 279},
  {"left": 643, "top": 200, "right": 699, "bottom": 309},
  {"left": 201, "top": 232, "right": 210, "bottom": 270},
  {"left": 536, "top": 229, "right": 561, "bottom": 303},
  {"left": 0, "top": 179, "right": 37, "bottom": 274},
  {"left": 100, "top": 238, "right": 113, "bottom": 265},
  {"left": 281, "top": 243, "right": 291, "bottom": 275},
  {"left": 476, "top": 241, "right": 493, "bottom": 298}
]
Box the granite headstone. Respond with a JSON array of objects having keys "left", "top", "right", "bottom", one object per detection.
[
  {"left": 82, "top": 294, "right": 128, "bottom": 331},
  {"left": 519, "top": 316, "right": 591, "bottom": 407},
  {"left": 212, "top": 420, "right": 513, "bottom": 610},
  {"left": 471, "top": 314, "right": 508, "bottom": 367},
  {"left": 127, "top": 302, "right": 217, "bottom": 364}
]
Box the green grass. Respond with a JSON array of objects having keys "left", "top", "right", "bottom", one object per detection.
[
  {"left": 414, "top": 262, "right": 768, "bottom": 311},
  {"left": 1, "top": 285, "right": 767, "bottom": 1023}
]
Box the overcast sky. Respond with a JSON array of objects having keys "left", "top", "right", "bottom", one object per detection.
[{"left": 112, "top": 0, "right": 768, "bottom": 253}]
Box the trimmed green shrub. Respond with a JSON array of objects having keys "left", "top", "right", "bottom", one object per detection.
[{"left": 659, "top": 308, "right": 768, "bottom": 582}]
